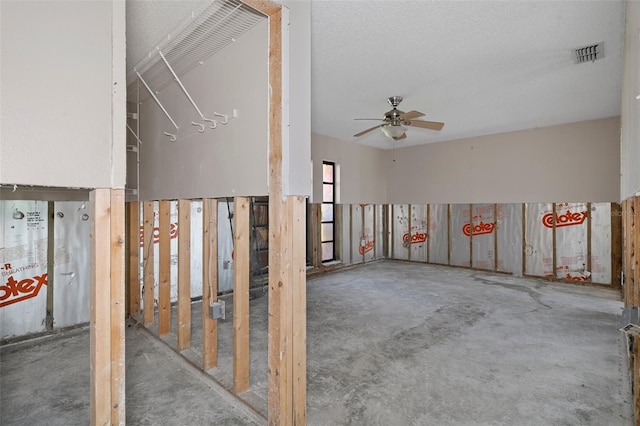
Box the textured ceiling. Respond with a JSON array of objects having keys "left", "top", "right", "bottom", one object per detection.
[{"left": 126, "top": 0, "right": 626, "bottom": 150}]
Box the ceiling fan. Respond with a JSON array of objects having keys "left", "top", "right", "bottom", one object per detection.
[{"left": 353, "top": 96, "right": 444, "bottom": 141}]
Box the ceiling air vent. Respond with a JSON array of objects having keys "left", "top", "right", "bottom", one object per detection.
[{"left": 574, "top": 42, "right": 604, "bottom": 64}]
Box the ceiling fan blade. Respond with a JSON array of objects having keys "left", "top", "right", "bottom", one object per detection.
[
  {"left": 354, "top": 118, "right": 385, "bottom": 121},
  {"left": 392, "top": 133, "right": 407, "bottom": 141},
  {"left": 398, "top": 110, "right": 425, "bottom": 120},
  {"left": 406, "top": 120, "right": 445, "bottom": 131},
  {"left": 354, "top": 124, "right": 382, "bottom": 137}
]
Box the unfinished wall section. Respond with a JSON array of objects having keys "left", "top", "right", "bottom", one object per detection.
[{"left": 388, "top": 202, "right": 620, "bottom": 286}]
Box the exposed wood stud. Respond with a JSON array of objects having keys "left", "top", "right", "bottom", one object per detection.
[
  {"left": 586, "top": 203, "right": 592, "bottom": 282},
  {"left": 109, "top": 190, "right": 126, "bottom": 424},
  {"left": 266, "top": 6, "right": 286, "bottom": 422},
  {"left": 447, "top": 204, "right": 451, "bottom": 266},
  {"left": 349, "top": 205, "right": 353, "bottom": 264},
  {"left": 233, "top": 196, "right": 251, "bottom": 394},
  {"left": 493, "top": 204, "right": 499, "bottom": 271},
  {"left": 612, "top": 203, "right": 622, "bottom": 289},
  {"left": 552, "top": 203, "right": 557, "bottom": 279},
  {"left": 291, "top": 196, "right": 307, "bottom": 424},
  {"left": 390, "top": 205, "right": 395, "bottom": 260},
  {"left": 90, "top": 189, "right": 111, "bottom": 425},
  {"left": 202, "top": 198, "right": 218, "bottom": 369},
  {"left": 426, "top": 204, "right": 431, "bottom": 264},
  {"left": 177, "top": 199, "right": 191, "bottom": 351},
  {"left": 158, "top": 200, "right": 171, "bottom": 336},
  {"left": 522, "top": 203, "right": 526, "bottom": 276},
  {"left": 127, "top": 201, "right": 140, "bottom": 317},
  {"left": 631, "top": 197, "right": 640, "bottom": 306},
  {"left": 90, "top": 189, "right": 125, "bottom": 425},
  {"left": 142, "top": 201, "right": 155, "bottom": 326},
  {"left": 361, "top": 205, "right": 366, "bottom": 263},
  {"left": 373, "top": 205, "right": 378, "bottom": 260},
  {"left": 46, "top": 202, "right": 55, "bottom": 331},
  {"left": 469, "top": 204, "right": 473, "bottom": 268},
  {"left": 407, "top": 204, "right": 412, "bottom": 261}
]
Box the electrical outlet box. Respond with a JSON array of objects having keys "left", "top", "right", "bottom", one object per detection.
[{"left": 209, "top": 300, "right": 225, "bottom": 320}]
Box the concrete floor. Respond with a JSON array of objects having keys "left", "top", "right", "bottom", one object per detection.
[{"left": 0, "top": 260, "right": 633, "bottom": 425}]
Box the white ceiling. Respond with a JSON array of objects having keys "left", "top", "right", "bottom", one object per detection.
[{"left": 127, "top": 0, "right": 627, "bottom": 150}]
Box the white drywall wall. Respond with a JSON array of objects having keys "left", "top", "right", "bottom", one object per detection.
[
  {"left": 311, "top": 133, "right": 388, "bottom": 204},
  {"left": 387, "top": 117, "right": 620, "bottom": 204},
  {"left": 137, "top": 20, "right": 269, "bottom": 200},
  {"left": 620, "top": 0, "right": 640, "bottom": 201},
  {"left": 282, "top": 0, "right": 312, "bottom": 197},
  {"left": 0, "top": 0, "right": 126, "bottom": 189}
]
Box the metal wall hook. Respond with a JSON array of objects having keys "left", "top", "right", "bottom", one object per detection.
[
  {"left": 163, "top": 132, "right": 177, "bottom": 142},
  {"left": 203, "top": 117, "right": 217, "bottom": 129},
  {"left": 214, "top": 112, "right": 228, "bottom": 124},
  {"left": 192, "top": 121, "right": 206, "bottom": 133}
]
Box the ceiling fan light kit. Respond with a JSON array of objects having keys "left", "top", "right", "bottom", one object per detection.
[
  {"left": 381, "top": 124, "right": 406, "bottom": 138},
  {"left": 353, "top": 96, "right": 445, "bottom": 141}
]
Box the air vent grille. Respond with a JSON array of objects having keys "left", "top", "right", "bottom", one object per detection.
[
  {"left": 127, "top": 0, "right": 266, "bottom": 101},
  {"left": 574, "top": 42, "right": 604, "bottom": 64}
]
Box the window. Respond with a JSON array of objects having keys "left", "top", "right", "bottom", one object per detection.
[{"left": 321, "top": 161, "right": 335, "bottom": 262}]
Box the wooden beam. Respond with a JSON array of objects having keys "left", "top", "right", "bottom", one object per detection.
[
  {"left": 552, "top": 203, "right": 557, "bottom": 279},
  {"left": 522, "top": 203, "right": 527, "bottom": 276},
  {"left": 90, "top": 188, "right": 125, "bottom": 425},
  {"left": 233, "top": 196, "right": 251, "bottom": 394},
  {"left": 373, "top": 204, "right": 377, "bottom": 261},
  {"left": 46, "top": 201, "right": 54, "bottom": 331},
  {"left": 426, "top": 204, "right": 431, "bottom": 264},
  {"left": 630, "top": 197, "right": 640, "bottom": 306},
  {"left": 311, "top": 204, "right": 320, "bottom": 268},
  {"left": 622, "top": 200, "right": 629, "bottom": 303},
  {"left": 407, "top": 204, "right": 412, "bottom": 261},
  {"left": 158, "top": 200, "right": 171, "bottom": 336},
  {"left": 142, "top": 201, "right": 155, "bottom": 326},
  {"left": 109, "top": 190, "right": 126, "bottom": 424},
  {"left": 493, "top": 204, "right": 499, "bottom": 271},
  {"left": 586, "top": 203, "right": 592, "bottom": 282},
  {"left": 202, "top": 198, "right": 218, "bottom": 370},
  {"left": 127, "top": 201, "right": 140, "bottom": 317},
  {"left": 349, "top": 204, "right": 353, "bottom": 264},
  {"left": 383, "top": 205, "right": 389, "bottom": 259},
  {"left": 177, "top": 199, "right": 191, "bottom": 351},
  {"left": 291, "top": 196, "right": 307, "bottom": 425},
  {"left": 612, "top": 203, "right": 622, "bottom": 289},
  {"left": 447, "top": 204, "right": 451, "bottom": 266},
  {"left": 469, "top": 204, "right": 473, "bottom": 268},
  {"left": 390, "top": 205, "right": 395, "bottom": 259}
]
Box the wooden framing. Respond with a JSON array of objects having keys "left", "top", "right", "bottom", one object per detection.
[
  {"left": 390, "top": 205, "right": 395, "bottom": 259},
  {"left": 158, "top": 200, "right": 171, "bottom": 336},
  {"left": 552, "top": 203, "right": 557, "bottom": 279},
  {"left": 46, "top": 202, "right": 55, "bottom": 331},
  {"left": 202, "top": 198, "right": 218, "bottom": 370},
  {"left": 290, "top": 196, "right": 307, "bottom": 424},
  {"left": 426, "top": 204, "right": 431, "bottom": 264},
  {"left": 612, "top": 203, "right": 622, "bottom": 289},
  {"left": 349, "top": 204, "right": 353, "bottom": 264},
  {"left": 469, "top": 203, "right": 473, "bottom": 268},
  {"left": 90, "top": 188, "right": 125, "bottom": 425},
  {"left": 522, "top": 203, "right": 527, "bottom": 276},
  {"left": 127, "top": 201, "right": 140, "bottom": 317},
  {"left": 142, "top": 201, "right": 155, "bottom": 325},
  {"left": 493, "top": 204, "right": 499, "bottom": 271},
  {"left": 407, "top": 204, "right": 412, "bottom": 261},
  {"left": 233, "top": 196, "right": 250, "bottom": 394},
  {"left": 177, "top": 199, "right": 191, "bottom": 351}
]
